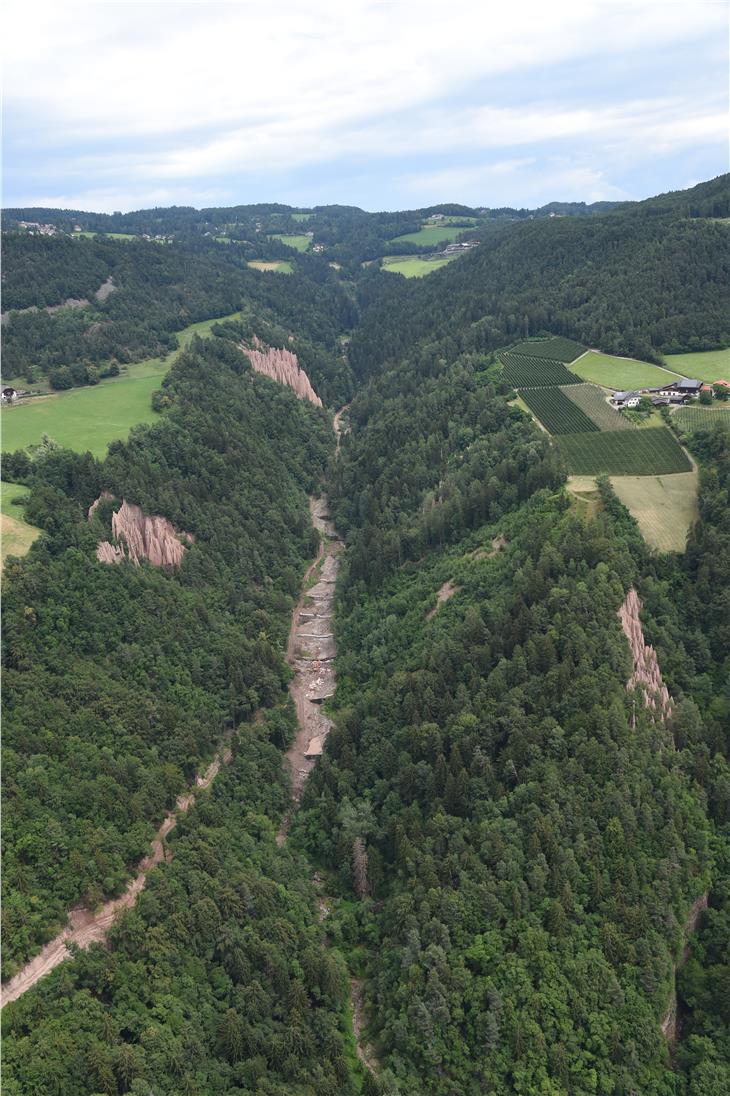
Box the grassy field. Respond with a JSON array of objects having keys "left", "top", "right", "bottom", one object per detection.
[
  {"left": 1, "top": 482, "right": 41, "bottom": 565},
  {"left": 500, "top": 352, "right": 582, "bottom": 387},
  {"left": 73, "top": 231, "right": 138, "bottom": 241},
  {"left": 520, "top": 387, "right": 598, "bottom": 435},
  {"left": 663, "top": 348, "right": 730, "bottom": 382},
  {"left": 247, "top": 260, "right": 294, "bottom": 274},
  {"left": 557, "top": 427, "right": 691, "bottom": 475},
  {"left": 1, "top": 312, "right": 242, "bottom": 457},
  {"left": 566, "top": 476, "right": 603, "bottom": 521},
  {"left": 390, "top": 224, "right": 469, "bottom": 247},
  {"left": 562, "top": 384, "right": 635, "bottom": 430},
  {"left": 268, "top": 233, "right": 311, "bottom": 252},
  {"left": 673, "top": 404, "right": 730, "bottom": 432},
  {"left": 571, "top": 350, "right": 683, "bottom": 390},
  {"left": 381, "top": 255, "right": 457, "bottom": 278},
  {"left": 610, "top": 472, "right": 698, "bottom": 552},
  {"left": 291, "top": 212, "right": 313, "bottom": 221}
]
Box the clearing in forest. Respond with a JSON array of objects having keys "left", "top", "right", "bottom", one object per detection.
[
  {"left": 1, "top": 312, "right": 243, "bottom": 457},
  {"left": 571, "top": 350, "right": 683, "bottom": 390},
  {"left": 381, "top": 255, "right": 457, "bottom": 277},
  {"left": 1, "top": 483, "right": 41, "bottom": 564},
  {"left": 610, "top": 472, "right": 699, "bottom": 552},
  {"left": 268, "top": 233, "right": 311, "bottom": 252},
  {"left": 509, "top": 336, "right": 586, "bottom": 363},
  {"left": 663, "top": 347, "right": 730, "bottom": 382},
  {"left": 247, "top": 260, "right": 293, "bottom": 273},
  {"left": 390, "top": 224, "right": 469, "bottom": 247}
]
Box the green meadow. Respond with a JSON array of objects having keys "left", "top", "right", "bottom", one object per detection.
[
  {"left": 382, "top": 255, "right": 457, "bottom": 278},
  {"left": 72, "top": 231, "right": 138, "bottom": 241},
  {"left": 663, "top": 347, "right": 730, "bottom": 382},
  {"left": 1, "top": 482, "right": 41, "bottom": 565},
  {"left": 571, "top": 350, "right": 683, "bottom": 390},
  {"left": 1, "top": 312, "right": 243, "bottom": 458},
  {"left": 268, "top": 233, "right": 311, "bottom": 252},
  {"left": 390, "top": 224, "right": 470, "bottom": 247},
  {"left": 291, "top": 212, "right": 313, "bottom": 221}
]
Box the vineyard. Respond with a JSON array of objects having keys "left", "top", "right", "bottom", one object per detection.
[
  {"left": 509, "top": 336, "right": 586, "bottom": 363},
  {"left": 520, "top": 387, "right": 598, "bottom": 435},
  {"left": 673, "top": 405, "right": 730, "bottom": 433},
  {"left": 500, "top": 352, "right": 583, "bottom": 387},
  {"left": 557, "top": 427, "right": 691, "bottom": 475},
  {"left": 562, "top": 384, "right": 635, "bottom": 431}
]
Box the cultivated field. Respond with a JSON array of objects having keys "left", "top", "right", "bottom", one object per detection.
[
  {"left": 381, "top": 255, "right": 457, "bottom": 278},
  {"left": 610, "top": 472, "right": 699, "bottom": 552},
  {"left": 390, "top": 224, "right": 469, "bottom": 247},
  {"left": 557, "top": 427, "right": 691, "bottom": 475},
  {"left": 520, "top": 387, "right": 598, "bottom": 434},
  {"left": 269, "top": 233, "right": 311, "bottom": 252},
  {"left": 247, "top": 260, "right": 294, "bottom": 274},
  {"left": 510, "top": 336, "right": 586, "bottom": 363},
  {"left": 673, "top": 405, "right": 730, "bottom": 432},
  {"left": 1, "top": 312, "right": 243, "bottom": 457},
  {"left": 1, "top": 482, "right": 41, "bottom": 565},
  {"left": 571, "top": 350, "right": 682, "bottom": 390},
  {"left": 562, "top": 384, "right": 635, "bottom": 430},
  {"left": 500, "top": 351, "right": 582, "bottom": 387},
  {"left": 663, "top": 348, "right": 730, "bottom": 382}
]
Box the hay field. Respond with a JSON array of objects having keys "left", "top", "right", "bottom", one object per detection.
[
  {"left": 1, "top": 482, "right": 41, "bottom": 565},
  {"left": 381, "top": 255, "right": 456, "bottom": 277},
  {"left": 663, "top": 348, "right": 730, "bottom": 382},
  {"left": 610, "top": 472, "right": 699, "bottom": 553}
]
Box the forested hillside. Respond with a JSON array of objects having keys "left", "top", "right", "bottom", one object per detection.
[
  {"left": 2, "top": 233, "right": 355, "bottom": 402},
  {"left": 349, "top": 175, "right": 730, "bottom": 375},
  {"left": 292, "top": 339, "right": 729, "bottom": 1094},
  {"left": 2, "top": 177, "right": 729, "bottom": 1094}
]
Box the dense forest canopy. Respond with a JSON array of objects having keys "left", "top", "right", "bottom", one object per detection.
[{"left": 2, "top": 175, "right": 729, "bottom": 1095}]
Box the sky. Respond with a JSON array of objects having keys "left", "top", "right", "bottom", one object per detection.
[{"left": 3, "top": 0, "right": 728, "bottom": 213}]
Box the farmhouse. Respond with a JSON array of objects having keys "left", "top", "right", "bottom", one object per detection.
[
  {"left": 611, "top": 390, "right": 641, "bottom": 409},
  {"left": 647, "top": 379, "right": 702, "bottom": 402}
]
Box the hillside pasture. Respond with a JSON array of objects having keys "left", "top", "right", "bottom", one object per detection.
[
  {"left": 562, "top": 384, "right": 635, "bottom": 431},
  {"left": 663, "top": 347, "right": 730, "bottom": 382},
  {"left": 673, "top": 404, "right": 730, "bottom": 433},
  {"left": 557, "top": 427, "right": 691, "bottom": 475},
  {"left": 500, "top": 352, "right": 583, "bottom": 387},
  {"left": 1, "top": 482, "right": 41, "bottom": 565},
  {"left": 1, "top": 312, "right": 243, "bottom": 457},
  {"left": 390, "top": 224, "right": 469, "bottom": 247},
  {"left": 291, "top": 212, "right": 314, "bottom": 221},
  {"left": 509, "top": 336, "right": 586, "bottom": 363},
  {"left": 519, "top": 387, "right": 598, "bottom": 435},
  {"left": 247, "top": 260, "right": 294, "bottom": 274},
  {"left": 381, "top": 255, "right": 457, "bottom": 278},
  {"left": 571, "top": 350, "right": 682, "bottom": 390},
  {"left": 268, "top": 233, "right": 311, "bottom": 252},
  {"left": 610, "top": 472, "right": 699, "bottom": 552}
]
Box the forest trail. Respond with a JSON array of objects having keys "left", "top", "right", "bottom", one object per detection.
[{"left": 1, "top": 745, "right": 232, "bottom": 1007}]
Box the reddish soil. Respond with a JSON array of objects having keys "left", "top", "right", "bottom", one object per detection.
[
  {"left": 426, "top": 579, "right": 459, "bottom": 620},
  {"left": 618, "top": 588, "right": 674, "bottom": 725},
  {"left": 240, "top": 336, "right": 322, "bottom": 406}
]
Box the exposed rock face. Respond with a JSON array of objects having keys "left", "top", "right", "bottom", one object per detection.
[
  {"left": 87, "top": 490, "right": 114, "bottom": 521},
  {"left": 93, "top": 498, "right": 192, "bottom": 569},
  {"left": 618, "top": 588, "right": 674, "bottom": 724},
  {"left": 240, "top": 336, "right": 322, "bottom": 406}
]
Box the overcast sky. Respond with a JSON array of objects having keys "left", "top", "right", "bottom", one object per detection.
[{"left": 3, "top": 0, "right": 728, "bottom": 213}]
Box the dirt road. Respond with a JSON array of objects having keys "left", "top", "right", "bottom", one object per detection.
[{"left": 1, "top": 748, "right": 230, "bottom": 1007}]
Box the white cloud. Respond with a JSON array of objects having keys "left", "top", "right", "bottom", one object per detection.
[{"left": 3, "top": 0, "right": 727, "bottom": 209}]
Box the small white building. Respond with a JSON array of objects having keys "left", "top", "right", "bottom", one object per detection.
[{"left": 611, "top": 390, "right": 641, "bottom": 409}]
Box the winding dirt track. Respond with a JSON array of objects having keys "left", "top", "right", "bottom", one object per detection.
[{"left": 1, "top": 748, "right": 230, "bottom": 1007}]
